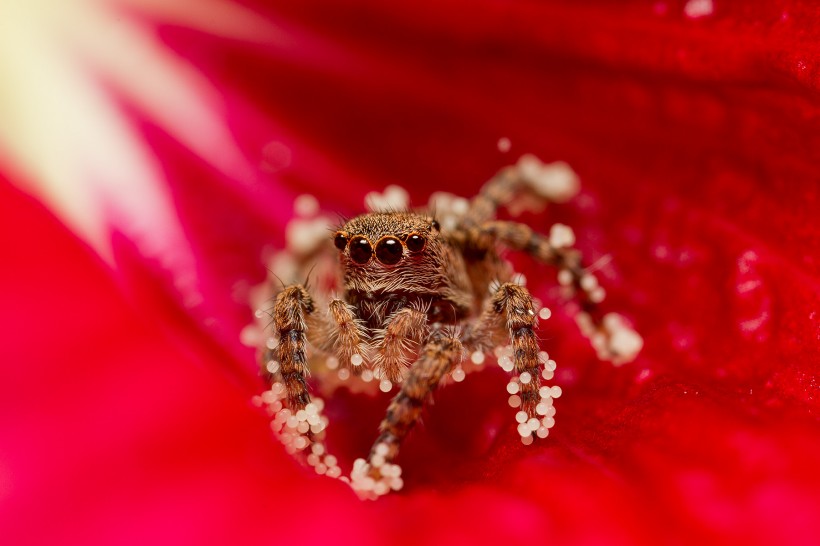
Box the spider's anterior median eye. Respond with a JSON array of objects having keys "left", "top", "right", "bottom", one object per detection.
[
  {"left": 334, "top": 232, "right": 348, "bottom": 250},
  {"left": 406, "top": 233, "right": 426, "bottom": 253},
  {"left": 349, "top": 236, "right": 373, "bottom": 264},
  {"left": 375, "top": 237, "right": 403, "bottom": 265}
]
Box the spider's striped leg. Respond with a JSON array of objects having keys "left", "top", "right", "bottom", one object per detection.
[
  {"left": 463, "top": 165, "right": 522, "bottom": 226},
  {"left": 474, "top": 220, "right": 642, "bottom": 364},
  {"left": 472, "top": 282, "right": 543, "bottom": 416},
  {"left": 350, "top": 331, "right": 462, "bottom": 498},
  {"left": 267, "top": 285, "right": 315, "bottom": 410},
  {"left": 463, "top": 155, "right": 579, "bottom": 227},
  {"left": 309, "top": 298, "right": 369, "bottom": 372},
  {"left": 461, "top": 281, "right": 558, "bottom": 443},
  {"left": 372, "top": 303, "right": 429, "bottom": 384}
]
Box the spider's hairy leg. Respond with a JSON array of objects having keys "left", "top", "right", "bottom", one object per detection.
[
  {"left": 373, "top": 304, "right": 429, "bottom": 384},
  {"left": 269, "top": 284, "right": 314, "bottom": 410},
  {"left": 464, "top": 156, "right": 579, "bottom": 226},
  {"left": 474, "top": 220, "right": 642, "bottom": 364},
  {"left": 471, "top": 282, "right": 542, "bottom": 417},
  {"left": 463, "top": 165, "right": 521, "bottom": 226},
  {"left": 475, "top": 220, "right": 562, "bottom": 265},
  {"left": 350, "top": 331, "right": 462, "bottom": 497},
  {"left": 374, "top": 332, "right": 461, "bottom": 460},
  {"left": 309, "top": 298, "right": 368, "bottom": 370}
]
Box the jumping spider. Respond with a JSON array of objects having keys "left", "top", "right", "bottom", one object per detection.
[{"left": 249, "top": 155, "right": 642, "bottom": 498}]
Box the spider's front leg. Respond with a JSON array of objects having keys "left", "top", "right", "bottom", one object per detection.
[
  {"left": 350, "top": 330, "right": 462, "bottom": 498},
  {"left": 266, "top": 284, "right": 315, "bottom": 410}
]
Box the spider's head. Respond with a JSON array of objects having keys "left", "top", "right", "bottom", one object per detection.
[{"left": 333, "top": 212, "right": 445, "bottom": 294}]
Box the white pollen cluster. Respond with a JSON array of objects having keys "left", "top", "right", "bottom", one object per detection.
[
  {"left": 294, "top": 194, "right": 320, "bottom": 217},
  {"left": 684, "top": 0, "right": 713, "bottom": 18},
  {"left": 427, "top": 191, "right": 471, "bottom": 231},
  {"left": 350, "top": 444, "right": 404, "bottom": 499},
  {"left": 516, "top": 155, "right": 581, "bottom": 203},
  {"left": 252, "top": 385, "right": 343, "bottom": 478},
  {"left": 494, "top": 345, "right": 561, "bottom": 443},
  {"left": 285, "top": 217, "right": 330, "bottom": 257},
  {"left": 577, "top": 312, "right": 644, "bottom": 365},
  {"left": 580, "top": 272, "right": 606, "bottom": 304},
  {"left": 365, "top": 185, "right": 410, "bottom": 212},
  {"left": 549, "top": 223, "right": 576, "bottom": 249}
]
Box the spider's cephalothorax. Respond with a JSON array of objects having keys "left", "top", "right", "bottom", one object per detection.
[{"left": 252, "top": 155, "right": 643, "bottom": 499}]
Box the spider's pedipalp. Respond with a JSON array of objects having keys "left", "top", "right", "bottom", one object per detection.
[
  {"left": 310, "top": 298, "right": 369, "bottom": 371},
  {"left": 372, "top": 303, "right": 430, "bottom": 384}
]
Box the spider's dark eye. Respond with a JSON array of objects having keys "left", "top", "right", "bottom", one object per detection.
[
  {"left": 431, "top": 220, "right": 440, "bottom": 231},
  {"left": 334, "top": 232, "right": 348, "bottom": 250},
  {"left": 406, "top": 233, "right": 426, "bottom": 253},
  {"left": 349, "top": 236, "right": 373, "bottom": 264},
  {"left": 375, "top": 237, "right": 403, "bottom": 265}
]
